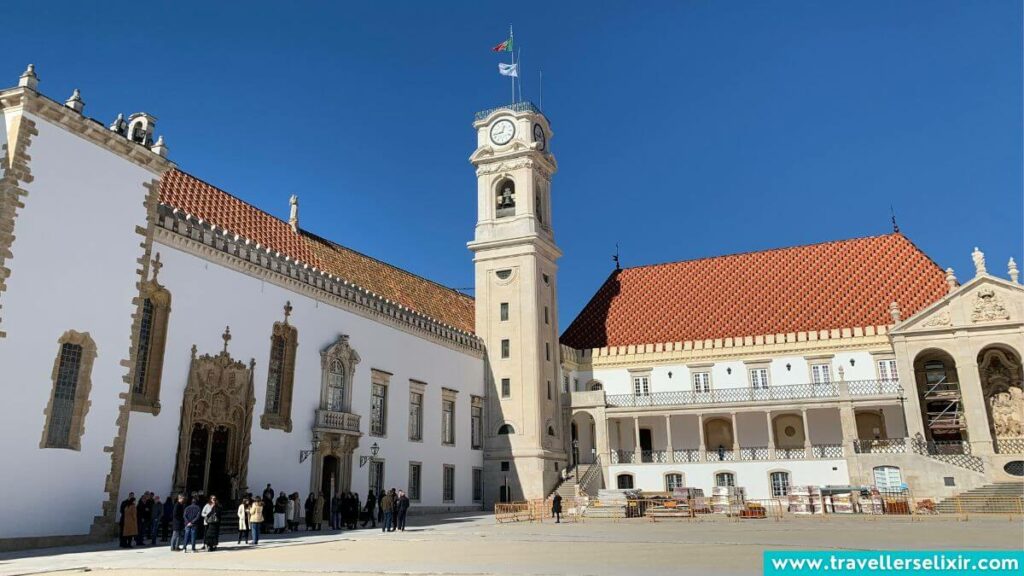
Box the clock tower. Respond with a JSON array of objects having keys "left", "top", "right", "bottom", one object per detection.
[{"left": 469, "top": 102, "right": 565, "bottom": 506}]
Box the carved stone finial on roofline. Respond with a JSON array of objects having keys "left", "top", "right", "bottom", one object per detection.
[
  {"left": 222, "top": 326, "right": 231, "bottom": 353},
  {"left": 18, "top": 64, "right": 38, "bottom": 90},
  {"left": 1009, "top": 258, "right": 1019, "bottom": 284},
  {"left": 972, "top": 246, "right": 986, "bottom": 277},
  {"left": 945, "top": 267, "right": 957, "bottom": 293}
]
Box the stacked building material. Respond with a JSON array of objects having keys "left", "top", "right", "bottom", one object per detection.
[
  {"left": 711, "top": 486, "right": 747, "bottom": 514},
  {"left": 585, "top": 489, "right": 629, "bottom": 518},
  {"left": 830, "top": 492, "right": 859, "bottom": 513},
  {"left": 671, "top": 487, "right": 709, "bottom": 513},
  {"left": 787, "top": 486, "right": 813, "bottom": 514}
]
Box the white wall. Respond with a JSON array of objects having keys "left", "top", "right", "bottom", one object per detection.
[
  {"left": 0, "top": 112, "right": 154, "bottom": 539},
  {"left": 120, "top": 241, "right": 484, "bottom": 509},
  {"left": 608, "top": 459, "right": 850, "bottom": 500}
]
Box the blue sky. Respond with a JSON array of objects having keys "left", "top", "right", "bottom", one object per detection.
[{"left": 6, "top": 1, "right": 1021, "bottom": 329}]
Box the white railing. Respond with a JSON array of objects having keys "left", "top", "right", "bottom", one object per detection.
[
  {"left": 740, "top": 446, "right": 771, "bottom": 461},
  {"left": 314, "top": 409, "right": 361, "bottom": 432},
  {"left": 672, "top": 449, "right": 701, "bottom": 463},
  {"left": 606, "top": 379, "right": 901, "bottom": 408},
  {"left": 810, "top": 443, "right": 844, "bottom": 458},
  {"left": 775, "top": 447, "right": 806, "bottom": 460}
]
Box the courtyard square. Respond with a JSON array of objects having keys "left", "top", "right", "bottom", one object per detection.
[{"left": 2, "top": 513, "right": 1021, "bottom": 576}]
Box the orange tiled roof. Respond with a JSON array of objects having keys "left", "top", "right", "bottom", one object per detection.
[
  {"left": 159, "top": 169, "right": 476, "bottom": 334},
  {"left": 560, "top": 233, "right": 948, "bottom": 350}
]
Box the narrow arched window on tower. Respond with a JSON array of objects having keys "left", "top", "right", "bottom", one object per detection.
[{"left": 496, "top": 179, "right": 515, "bottom": 218}]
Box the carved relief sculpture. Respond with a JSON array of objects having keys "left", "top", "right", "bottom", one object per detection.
[
  {"left": 970, "top": 288, "right": 1010, "bottom": 323},
  {"left": 980, "top": 348, "right": 1024, "bottom": 440},
  {"left": 922, "top": 308, "right": 951, "bottom": 328},
  {"left": 990, "top": 389, "right": 1022, "bottom": 438}
]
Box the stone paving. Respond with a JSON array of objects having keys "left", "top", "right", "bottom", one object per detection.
[{"left": 1, "top": 513, "right": 1021, "bottom": 576}]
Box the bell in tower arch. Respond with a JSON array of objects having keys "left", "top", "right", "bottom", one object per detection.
[{"left": 496, "top": 178, "right": 516, "bottom": 218}]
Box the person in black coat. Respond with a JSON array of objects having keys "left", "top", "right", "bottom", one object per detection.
[
  {"left": 169, "top": 494, "right": 186, "bottom": 551},
  {"left": 361, "top": 490, "right": 376, "bottom": 528},
  {"left": 396, "top": 490, "right": 410, "bottom": 531},
  {"left": 552, "top": 493, "right": 563, "bottom": 523}
]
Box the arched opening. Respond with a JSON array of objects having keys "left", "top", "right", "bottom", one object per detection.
[
  {"left": 616, "top": 474, "right": 634, "bottom": 489},
  {"left": 977, "top": 346, "right": 1024, "bottom": 452},
  {"left": 705, "top": 418, "right": 734, "bottom": 460},
  {"left": 321, "top": 454, "right": 340, "bottom": 498},
  {"left": 588, "top": 380, "right": 603, "bottom": 391},
  {"left": 772, "top": 414, "right": 806, "bottom": 449},
  {"left": 497, "top": 423, "right": 515, "bottom": 435},
  {"left": 913, "top": 349, "right": 965, "bottom": 445},
  {"left": 855, "top": 410, "right": 887, "bottom": 440},
  {"left": 495, "top": 178, "right": 516, "bottom": 218},
  {"left": 570, "top": 412, "right": 598, "bottom": 466}
]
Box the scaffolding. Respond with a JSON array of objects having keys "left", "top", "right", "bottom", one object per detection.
[{"left": 922, "top": 378, "right": 966, "bottom": 436}]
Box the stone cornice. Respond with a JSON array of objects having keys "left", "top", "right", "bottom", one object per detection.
[
  {"left": 154, "top": 206, "right": 484, "bottom": 357},
  {"left": 566, "top": 325, "right": 893, "bottom": 370},
  {"left": 0, "top": 87, "right": 175, "bottom": 176}
]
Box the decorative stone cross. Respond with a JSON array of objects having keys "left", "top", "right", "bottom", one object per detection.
[
  {"left": 222, "top": 326, "right": 231, "bottom": 353},
  {"left": 972, "top": 247, "right": 986, "bottom": 276},
  {"left": 283, "top": 300, "right": 293, "bottom": 324}
]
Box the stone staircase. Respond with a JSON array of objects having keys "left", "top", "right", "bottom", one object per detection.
[
  {"left": 933, "top": 482, "right": 1024, "bottom": 514},
  {"left": 547, "top": 463, "right": 594, "bottom": 500}
]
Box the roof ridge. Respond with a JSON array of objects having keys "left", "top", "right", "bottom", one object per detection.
[{"left": 620, "top": 232, "right": 903, "bottom": 272}]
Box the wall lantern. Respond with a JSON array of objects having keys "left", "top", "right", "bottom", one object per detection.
[
  {"left": 850, "top": 358, "right": 856, "bottom": 366},
  {"left": 299, "top": 436, "right": 321, "bottom": 463},
  {"left": 667, "top": 371, "right": 673, "bottom": 379},
  {"left": 359, "top": 442, "right": 381, "bottom": 468},
  {"left": 786, "top": 363, "right": 792, "bottom": 371}
]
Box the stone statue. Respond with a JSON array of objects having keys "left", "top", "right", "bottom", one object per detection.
[
  {"left": 990, "top": 387, "right": 1023, "bottom": 438},
  {"left": 972, "top": 247, "right": 986, "bottom": 276}
]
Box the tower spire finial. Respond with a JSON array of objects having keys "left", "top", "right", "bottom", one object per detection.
[
  {"left": 613, "top": 243, "right": 621, "bottom": 271},
  {"left": 890, "top": 205, "right": 899, "bottom": 233}
]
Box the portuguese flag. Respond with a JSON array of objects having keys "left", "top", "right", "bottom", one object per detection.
[{"left": 492, "top": 36, "right": 513, "bottom": 52}]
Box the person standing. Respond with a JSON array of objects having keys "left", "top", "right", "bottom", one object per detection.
[
  {"left": 137, "top": 493, "right": 151, "bottom": 546},
  {"left": 313, "top": 492, "right": 325, "bottom": 531},
  {"left": 330, "top": 493, "right": 341, "bottom": 530},
  {"left": 396, "top": 490, "right": 410, "bottom": 532},
  {"left": 361, "top": 490, "right": 376, "bottom": 528},
  {"left": 150, "top": 495, "right": 163, "bottom": 546},
  {"left": 236, "top": 496, "right": 251, "bottom": 545},
  {"left": 287, "top": 492, "right": 300, "bottom": 532},
  {"left": 273, "top": 492, "right": 288, "bottom": 534},
  {"left": 182, "top": 498, "right": 201, "bottom": 552},
  {"left": 202, "top": 495, "right": 222, "bottom": 551},
  {"left": 552, "top": 493, "right": 563, "bottom": 524},
  {"left": 248, "top": 497, "right": 264, "bottom": 545},
  {"left": 120, "top": 496, "right": 138, "bottom": 548},
  {"left": 304, "top": 493, "right": 314, "bottom": 530},
  {"left": 262, "top": 485, "right": 274, "bottom": 531},
  {"left": 161, "top": 494, "right": 174, "bottom": 542},
  {"left": 118, "top": 492, "right": 134, "bottom": 548},
  {"left": 380, "top": 489, "right": 394, "bottom": 533},
  {"left": 347, "top": 492, "right": 360, "bottom": 529},
  {"left": 169, "top": 494, "right": 186, "bottom": 551}
]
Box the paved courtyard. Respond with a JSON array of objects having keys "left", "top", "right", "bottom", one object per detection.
[{"left": 1, "top": 513, "right": 1021, "bottom": 576}]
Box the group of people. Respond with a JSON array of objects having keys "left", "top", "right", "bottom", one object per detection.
[{"left": 119, "top": 483, "right": 415, "bottom": 552}]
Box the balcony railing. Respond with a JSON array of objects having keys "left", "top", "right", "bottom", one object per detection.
[
  {"left": 775, "top": 447, "right": 806, "bottom": 460},
  {"left": 853, "top": 437, "right": 907, "bottom": 454},
  {"left": 706, "top": 449, "right": 735, "bottom": 462},
  {"left": 995, "top": 438, "right": 1024, "bottom": 454},
  {"left": 810, "top": 443, "right": 845, "bottom": 458},
  {"left": 605, "top": 380, "right": 902, "bottom": 409},
  {"left": 314, "top": 409, "right": 361, "bottom": 433},
  {"left": 739, "top": 446, "right": 771, "bottom": 461},
  {"left": 672, "top": 448, "right": 701, "bottom": 462},
  {"left": 474, "top": 101, "right": 542, "bottom": 121},
  {"left": 611, "top": 449, "right": 634, "bottom": 464},
  {"left": 609, "top": 443, "right": 848, "bottom": 464}
]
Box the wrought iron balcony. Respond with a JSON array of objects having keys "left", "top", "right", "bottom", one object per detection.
[
  {"left": 605, "top": 379, "right": 902, "bottom": 409},
  {"left": 314, "top": 409, "right": 361, "bottom": 433},
  {"left": 474, "top": 101, "right": 542, "bottom": 121}
]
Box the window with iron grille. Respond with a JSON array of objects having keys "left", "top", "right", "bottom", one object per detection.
[
  {"left": 715, "top": 472, "right": 736, "bottom": 487},
  {"left": 133, "top": 299, "right": 154, "bottom": 395},
  {"left": 472, "top": 468, "right": 483, "bottom": 502},
  {"left": 443, "top": 465, "right": 455, "bottom": 502},
  {"left": 409, "top": 390, "right": 423, "bottom": 441},
  {"left": 665, "top": 473, "right": 685, "bottom": 491},
  {"left": 408, "top": 462, "right": 421, "bottom": 501},
  {"left": 770, "top": 471, "right": 791, "bottom": 497},
  {"left": 371, "top": 381, "right": 388, "bottom": 436},
  {"left": 471, "top": 397, "right": 483, "bottom": 449},
  {"left": 131, "top": 271, "right": 171, "bottom": 414},
  {"left": 442, "top": 398, "right": 455, "bottom": 445},
  {"left": 749, "top": 368, "right": 770, "bottom": 389},
  {"left": 47, "top": 343, "right": 84, "bottom": 448}
]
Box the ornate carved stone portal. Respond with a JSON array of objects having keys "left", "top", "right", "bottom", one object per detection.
[
  {"left": 979, "top": 348, "right": 1024, "bottom": 440},
  {"left": 172, "top": 327, "right": 256, "bottom": 501}
]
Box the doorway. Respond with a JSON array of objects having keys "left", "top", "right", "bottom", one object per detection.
[
  {"left": 321, "top": 455, "right": 340, "bottom": 498},
  {"left": 183, "top": 424, "right": 232, "bottom": 500},
  {"left": 639, "top": 428, "right": 653, "bottom": 462}
]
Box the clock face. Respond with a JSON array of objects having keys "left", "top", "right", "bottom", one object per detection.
[
  {"left": 490, "top": 119, "right": 516, "bottom": 145},
  {"left": 533, "top": 123, "right": 546, "bottom": 151}
]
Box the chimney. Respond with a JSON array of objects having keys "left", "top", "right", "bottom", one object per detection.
[{"left": 289, "top": 195, "right": 299, "bottom": 233}]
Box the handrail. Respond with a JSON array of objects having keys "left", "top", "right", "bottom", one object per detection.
[{"left": 577, "top": 455, "right": 603, "bottom": 495}]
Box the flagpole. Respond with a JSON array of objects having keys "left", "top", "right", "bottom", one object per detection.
[
  {"left": 516, "top": 48, "right": 523, "bottom": 103},
  {"left": 510, "top": 25, "right": 515, "bottom": 104},
  {"left": 539, "top": 70, "right": 543, "bottom": 111}
]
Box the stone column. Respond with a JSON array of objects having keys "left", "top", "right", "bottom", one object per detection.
[
  {"left": 665, "top": 415, "right": 674, "bottom": 463},
  {"left": 954, "top": 342, "right": 994, "bottom": 455},
  {"left": 698, "top": 414, "right": 706, "bottom": 461},
  {"left": 893, "top": 338, "right": 926, "bottom": 440},
  {"left": 765, "top": 411, "right": 776, "bottom": 458},
  {"left": 730, "top": 411, "right": 740, "bottom": 454},
  {"left": 839, "top": 405, "right": 858, "bottom": 443},
  {"left": 801, "top": 408, "right": 812, "bottom": 451},
  {"left": 633, "top": 416, "right": 641, "bottom": 463}
]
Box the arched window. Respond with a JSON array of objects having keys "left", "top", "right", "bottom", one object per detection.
[
  {"left": 496, "top": 179, "right": 515, "bottom": 217},
  {"left": 590, "top": 381, "right": 603, "bottom": 391},
  {"left": 318, "top": 334, "right": 360, "bottom": 420},
  {"left": 131, "top": 254, "right": 171, "bottom": 415},
  {"left": 547, "top": 425, "right": 556, "bottom": 437},
  {"left": 873, "top": 466, "right": 903, "bottom": 492},
  {"left": 262, "top": 302, "right": 298, "bottom": 432},
  {"left": 770, "top": 471, "right": 791, "bottom": 497},
  {"left": 616, "top": 474, "right": 634, "bottom": 489},
  {"left": 497, "top": 423, "right": 515, "bottom": 435},
  {"left": 715, "top": 472, "right": 736, "bottom": 487},
  {"left": 665, "top": 473, "right": 685, "bottom": 491},
  {"left": 327, "top": 359, "right": 346, "bottom": 412},
  {"left": 40, "top": 331, "right": 97, "bottom": 450}
]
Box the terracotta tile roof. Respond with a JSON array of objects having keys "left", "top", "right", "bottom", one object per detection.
[
  {"left": 159, "top": 169, "right": 476, "bottom": 334},
  {"left": 560, "top": 233, "right": 948, "bottom": 350}
]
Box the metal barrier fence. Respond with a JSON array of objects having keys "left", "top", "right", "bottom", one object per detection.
[{"left": 497, "top": 493, "right": 1024, "bottom": 524}]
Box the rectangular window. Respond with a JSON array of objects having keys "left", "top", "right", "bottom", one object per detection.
[
  {"left": 501, "top": 378, "right": 511, "bottom": 398},
  {"left": 811, "top": 363, "right": 832, "bottom": 384},
  {"left": 471, "top": 397, "right": 483, "bottom": 450},
  {"left": 472, "top": 468, "right": 483, "bottom": 502},
  {"left": 443, "top": 465, "right": 455, "bottom": 502},
  {"left": 501, "top": 461, "right": 510, "bottom": 472},
  {"left": 501, "top": 339, "right": 510, "bottom": 359},
  {"left": 408, "top": 391, "right": 423, "bottom": 441},
  {"left": 408, "top": 462, "right": 421, "bottom": 501},
  {"left": 369, "top": 460, "right": 385, "bottom": 496},
  {"left": 500, "top": 302, "right": 509, "bottom": 321},
  {"left": 633, "top": 375, "right": 650, "bottom": 396},
  {"left": 665, "top": 473, "right": 685, "bottom": 491},
  {"left": 544, "top": 306, "right": 549, "bottom": 325},
  {"left": 770, "top": 471, "right": 790, "bottom": 497},
  {"left": 693, "top": 372, "right": 711, "bottom": 393},
  {"left": 749, "top": 368, "right": 769, "bottom": 389},
  {"left": 371, "top": 381, "right": 388, "bottom": 436},
  {"left": 442, "top": 398, "right": 456, "bottom": 445},
  {"left": 562, "top": 375, "right": 569, "bottom": 393},
  {"left": 545, "top": 342, "right": 551, "bottom": 361},
  {"left": 547, "top": 380, "right": 552, "bottom": 400},
  {"left": 878, "top": 359, "right": 899, "bottom": 381}
]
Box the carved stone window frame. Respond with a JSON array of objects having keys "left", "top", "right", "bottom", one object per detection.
[
  {"left": 319, "top": 334, "right": 360, "bottom": 414},
  {"left": 261, "top": 302, "right": 298, "bottom": 432},
  {"left": 40, "top": 330, "right": 97, "bottom": 451},
  {"left": 131, "top": 255, "right": 171, "bottom": 415}
]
